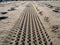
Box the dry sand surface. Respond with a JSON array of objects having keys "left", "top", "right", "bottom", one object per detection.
[
  {"left": 0, "top": 1, "right": 60, "bottom": 45},
  {"left": 34, "top": 1, "right": 60, "bottom": 45}
]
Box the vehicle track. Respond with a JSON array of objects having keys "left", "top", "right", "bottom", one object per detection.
[{"left": 3, "top": 4, "right": 52, "bottom": 45}]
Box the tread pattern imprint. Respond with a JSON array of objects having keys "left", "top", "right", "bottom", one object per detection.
[{"left": 2, "top": 4, "right": 53, "bottom": 45}]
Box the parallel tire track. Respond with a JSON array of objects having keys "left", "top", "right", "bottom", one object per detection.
[{"left": 3, "top": 4, "right": 52, "bottom": 45}]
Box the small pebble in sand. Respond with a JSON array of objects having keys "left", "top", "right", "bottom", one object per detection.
[
  {"left": 0, "top": 12, "right": 8, "bottom": 14},
  {"left": 58, "top": 34, "right": 60, "bottom": 38},
  {"left": 36, "top": 8, "right": 39, "bottom": 11},
  {"left": 51, "top": 25, "right": 59, "bottom": 33},
  {"left": 39, "top": 11, "right": 43, "bottom": 15},
  {"left": 51, "top": 25, "right": 59, "bottom": 30},
  {"left": 0, "top": 16, "right": 8, "bottom": 20},
  {"left": 58, "top": 36, "right": 60, "bottom": 38},
  {"left": 8, "top": 7, "right": 16, "bottom": 11},
  {"left": 44, "top": 16, "right": 49, "bottom": 22},
  {"left": 52, "top": 7, "right": 60, "bottom": 13}
]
